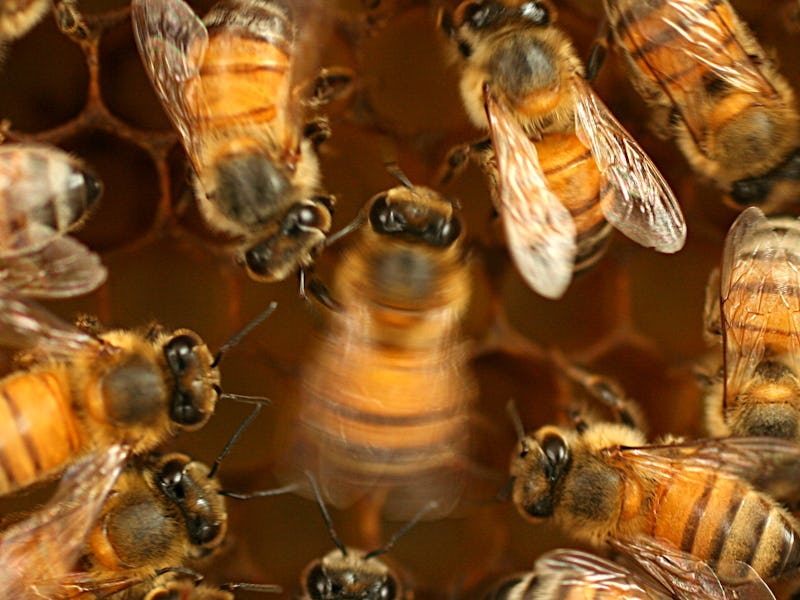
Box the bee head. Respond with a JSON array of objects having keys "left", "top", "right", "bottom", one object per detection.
[
  {"left": 242, "top": 200, "right": 333, "bottom": 282},
  {"left": 367, "top": 187, "right": 462, "bottom": 248},
  {"left": 510, "top": 427, "right": 570, "bottom": 520},
  {"left": 162, "top": 330, "right": 219, "bottom": 431},
  {"left": 303, "top": 550, "right": 402, "bottom": 600},
  {"left": 153, "top": 454, "right": 228, "bottom": 556}
]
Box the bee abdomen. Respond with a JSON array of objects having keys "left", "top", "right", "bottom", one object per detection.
[
  {"left": 192, "top": 0, "right": 292, "bottom": 129},
  {"left": 0, "top": 369, "right": 81, "bottom": 494},
  {"left": 726, "top": 217, "right": 800, "bottom": 350},
  {"left": 536, "top": 134, "right": 611, "bottom": 273},
  {"left": 654, "top": 473, "right": 800, "bottom": 580}
]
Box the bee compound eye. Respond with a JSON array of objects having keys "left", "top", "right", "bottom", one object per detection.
[
  {"left": 379, "top": 576, "right": 398, "bottom": 600},
  {"left": 438, "top": 216, "right": 462, "bottom": 246},
  {"left": 158, "top": 459, "right": 187, "bottom": 499},
  {"left": 540, "top": 432, "right": 569, "bottom": 480},
  {"left": 82, "top": 170, "right": 103, "bottom": 208},
  {"left": 244, "top": 243, "right": 272, "bottom": 277},
  {"left": 163, "top": 334, "right": 199, "bottom": 374},
  {"left": 306, "top": 562, "right": 329, "bottom": 600}
]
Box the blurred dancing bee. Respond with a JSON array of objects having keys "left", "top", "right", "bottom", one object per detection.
[
  {"left": 282, "top": 182, "right": 474, "bottom": 520},
  {"left": 0, "top": 292, "right": 228, "bottom": 497},
  {"left": 0, "top": 143, "right": 106, "bottom": 297},
  {"left": 510, "top": 360, "right": 800, "bottom": 583},
  {"left": 439, "top": 0, "right": 685, "bottom": 299},
  {"left": 0, "top": 447, "right": 126, "bottom": 599},
  {"left": 485, "top": 545, "right": 775, "bottom": 600},
  {"left": 700, "top": 207, "right": 800, "bottom": 440},
  {"left": 132, "top": 0, "right": 336, "bottom": 284},
  {"left": 600, "top": 0, "right": 800, "bottom": 210}
]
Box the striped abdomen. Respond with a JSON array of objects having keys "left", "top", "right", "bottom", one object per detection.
[
  {"left": 606, "top": 0, "right": 742, "bottom": 111},
  {"left": 0, "top": 145, "right": 98, "bottom": 255},
  {"left": 645, "top": 469, "right": 800, "bottom": 580},
  {"left": 0, "top": 366, "right": 84, "bottom": 495},
  {"left": 535, "top": 133, "right": 613, "bottom": 273},
  {"left": 294, "top": 237, "right": 474, "bottom": 518},
  {"left": 724, "top": 216, "right": 800, "bottom": 353},
  {"left": 191, "top": 0, "right": 292, "bottom": 137}
]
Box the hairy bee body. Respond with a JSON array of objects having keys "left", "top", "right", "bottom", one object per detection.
[
  {"left": 133, "top": 0, "right": 332, "bottom": 282},
  {"left": 603, "top": 0, "right": 800, "bottom": 207},
  {"left": 287, "top": 186, "right": 473, "bottom": 518},
  {"left": 75, "top": 453, "right": 227, "bottom": 598},
  {"left": 0, "top": 0, "right": 49, "bottom": 41},
  {"left": 512, "top": 422, "right": 800, "bottom": 582},
  {"left": 442, "top": 0, "right": 684, "bottom": 298},
  {"left": 0, "top": 324, "right": 219, "bottom": 497}
]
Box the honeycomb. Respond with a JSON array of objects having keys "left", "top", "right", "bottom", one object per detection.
[{"left": 1, "top": 0, "right": 800, "bottom": 597}]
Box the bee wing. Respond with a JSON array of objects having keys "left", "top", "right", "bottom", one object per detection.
[
  {"left": 535, "top": 548, "right": 671, "bottom": 599},
  {"left": 0, "top": 290, "right": 103, "bottom": 357},
  {"left": 615, "top": 437, "right": 800, "bottom": 492},
  {"left": 0, "top": 236, "right": 107, "bottom": 298},
  {"left": 37, "top": 569, "right": 155, "bottom": 599},
  {"left": 718, "top": 207, "right": 800, "bottom": 402},
  {"left": 572, "top": 77, "right": 686, "bottom": 254},
  {"left": 484, "top": 86, "right": 577, "bottom": 299},
  {"left": 612, "top": 536, "right": 776, "bottom": 600},
  {"left": 0, "top": 445, "right": 128, "bottom": 599},
  {"left": 131, "top": 0, "right": 209, "bottom": 174}
]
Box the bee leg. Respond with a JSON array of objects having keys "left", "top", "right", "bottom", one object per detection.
[
  {"left": 703, "top": 268, "right": 722, "bottom": 341},
  {"left": 553, "top": 351, "right": 646, "bottom": 432},
  {"left": 438, "top": 137, "right": 491, "bottom": 186},
  {"left": 303, "top": 117, "right": 332, "bottom": 151},
  {"left": 53, "top": 0, "right": 89, "bottom": 40},
  {"left": 310, "top": 66, "right": 355, "bottom": 107},
  {"left": 585, "top": 17, "right": 611, "bottom": 84},
  {"left": 298, "top": 268, "right": 342, "bottom": 312}
]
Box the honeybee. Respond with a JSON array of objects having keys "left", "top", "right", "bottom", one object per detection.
[
  {"left": 0, "top": 143, "right": 106, "bottom": 297},
  {"left": 486, "top": 545, "right": 775, "bottom": 600},
  {"left": 281, "top": 182, "right": 474, "bottom": 520},
  {"left": 0, "top": 290, "right": 235, "bottom": 497},
  {"left": 601, "top": 0, "right": 800, "bottom": 210},
  {"left": 132, "top": 0, "right": 336, "bottom": 284},
  {"left": 700, "top": 207, "right": 800, "bottom": 440},
  {"left": 0, "top": 446, "right": 126, "bottom": 600},
  {"left": 439, "top": 0, "right": 686, "bottom": 299},
  {"left": 47, "top": 452, "right": 227, "bottom": 599},
  {"left": 510, "top": 385, "right": 800, "bottom": 582}
]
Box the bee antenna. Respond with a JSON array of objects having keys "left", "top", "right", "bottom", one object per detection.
[
  {"left": 212, "top": 301, "right": 277, "bottom": 368},
  {"left": 220, "top": 583, "right": 283, "bottom": 594},
  {"left": 219, "top": 482, "right": 300, "bottom": 500},
  {"left": 365, "top": 500, "right": 438, "bottom": 560},
  {"left": 208, "top": 400, "right": 266, "bottom": 479},
  {"left": 506, "top": 399, "right": 530, "bottom": 457},
  {"left": 306, "top": 471, "right": 348, "bottom": 556},
  {"left": 384, "top": 160, "right": 414, "bottom": 189}
]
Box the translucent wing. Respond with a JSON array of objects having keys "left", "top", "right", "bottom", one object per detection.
[
  {"left": 535, "top": 548, "right": 671, "bottom": 599},
  {"left": 605, "top": 0, "right": 776, "bottom": 145},
  {"left": 613, "top": 536, "right": 776, "bottom": 600},
  {"left": 611, "top": 436, "right": 800, "bottom": 490},
  {"left": 484, "top": 85, "right": 577, "bottom": 299},
  {"left": 131, "top": 0, "right": 209, "bottom": 174},
  {"left": 0, "top": 289, "right": 103, "bottom": 357},
  {"left": 717, "top": 207, "right": 800, "bottom": 408},
  {"left": 0, "top": 236, "right": 107, "bottom": 298},
  {"left": 572, "top": 77, "right": 686, "bottom": 253},
  {"left": 0, "top": 446, "right": 128, "bottom": 599}
]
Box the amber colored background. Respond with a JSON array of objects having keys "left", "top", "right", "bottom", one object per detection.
[{"left": 1, "top": 0, "right": 800, "bottom": 597}]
